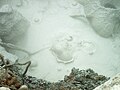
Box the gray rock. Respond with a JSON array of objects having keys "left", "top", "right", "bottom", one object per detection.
[
  {"left": 76, "top": 0, "right": 120, "bottom": 38},
  {"left": 0, "top": 87, "right": 10, "bottom": 90},
  {"left": 18, "top": 85, "right": 28, "bottom": 90},
  {"left": 94, "top": 73, "right": 120, "bottom": 90},
  {"left": 0, "top": 4, "right": 30, "bottom": 42}
]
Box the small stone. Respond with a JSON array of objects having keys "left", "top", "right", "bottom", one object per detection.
[
  {"left": 7, "top": 79, "right": 13, "bottom": 86},
  {"left": 0, "top": 87, "right": 10, "bottom": 90},
  {"left": 15, "top": 83, "right": 21, "bottom": 89},
  {"left": 7, "top": 74, "right": 12, "bottom": 80},
  {"left": 18, "top": 85, "right": 28, "bottom": 90}
]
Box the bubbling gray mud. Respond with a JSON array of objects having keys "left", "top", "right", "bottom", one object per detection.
[
  {"left": 0, "top": 0, "right": 120, "bottom": 82},
  {"left": 50, "top": 33, "right": 96, "bottom": 64}
]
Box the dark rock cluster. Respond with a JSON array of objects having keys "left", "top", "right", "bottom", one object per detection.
[
  {"left": 23, "top": 68, "right": 109, "bottom": 90},
  {"left": 0, "top": 54, "right": 109, "bottom": 90}
]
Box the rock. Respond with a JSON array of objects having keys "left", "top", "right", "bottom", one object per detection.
[
  {"left": 75, "top": 0, "right": 120, "bottom": 38},
  {"left": 23, "top": 68, "right": 108, "bottom": 90},
  {"left": 0, "top": 87, "right": 10, "bottom": 90},
  {"left": 18, "top": 85, "right": 28, "bottom": 90},
  {"left": 0, "top": 4, "right": 30, "bottom": 42},
  {"left": 94, "top": 73, "right": 120, "bottom": 90}
]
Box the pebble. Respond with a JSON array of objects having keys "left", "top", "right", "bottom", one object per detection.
[
  {"left": 0, "top": 87, "right": 10, "bottom": 90},
  {"left": 18, "top": 85, "right": 28, "bottom": 90}
]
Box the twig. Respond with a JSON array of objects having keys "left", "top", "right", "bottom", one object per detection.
[
  {"left": 0, "top": 41, "right": 49, "bottom": 59},
  {"left": 15, "top": 61, "right": 31, "bottom": 77},
  {"left": 0, "top": 42, "right": 33, "bottom": 56},
  {"left": 0, "top": 54, "right": 31, "bottom": 77}
]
